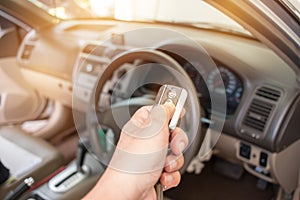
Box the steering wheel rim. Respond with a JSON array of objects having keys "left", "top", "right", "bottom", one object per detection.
[{"left": 87, "top": 48, "right": 203, "bottom": 174}]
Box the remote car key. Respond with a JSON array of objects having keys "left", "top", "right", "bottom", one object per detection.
[
  {"left": 153, "top": 84, "right": 188, "bottom": 200},
  {"left": 153, "top": 84, "right": 188, "bottom": 131}
]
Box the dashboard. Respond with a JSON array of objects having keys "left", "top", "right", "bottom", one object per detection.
[
  {"left": 15, "top": 20, "right": 300, "bottom": 191},
  {"left": 17, "top": 20, "right": 299, "bottom": 149}
]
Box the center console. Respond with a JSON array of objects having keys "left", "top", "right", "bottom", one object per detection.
[{"left": 22, "top": 138, "right": 104, "bottom": 200}]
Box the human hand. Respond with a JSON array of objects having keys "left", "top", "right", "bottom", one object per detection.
[{"left": 83, "top": 103, "right": 188, "bottom": 200}]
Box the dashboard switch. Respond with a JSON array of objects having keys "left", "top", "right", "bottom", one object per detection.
[
  {"left": 259, "top": 152, "right": 268, "bottom": 167},
  {"left": 240, "top": 143, "right": 251, "bottom": 159}
]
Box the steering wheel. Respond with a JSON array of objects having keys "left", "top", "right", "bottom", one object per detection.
[{"left": 87, "top": 48, "right": 203, "bottom": 174}]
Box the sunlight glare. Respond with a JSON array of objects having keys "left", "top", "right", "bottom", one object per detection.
[
  {"left": 115, "top": 0, "right": 133, "bottom": 21},
  {"left": 48, "top": 7, "right": 67, "bottom": 19},
  {"left": 90, "top": 0, "right": 115, "bottom": 17}
]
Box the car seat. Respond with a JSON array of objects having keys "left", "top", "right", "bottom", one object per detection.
[{"left": 0, "top": 125, "right": 63, "bottom": 199}]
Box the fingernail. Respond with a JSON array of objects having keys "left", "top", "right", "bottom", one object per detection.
[
  {"left": 165, "top": 174, "right": 173, "bottom": 183},
  {"left": 169, "top": 161, "right": 177, "bottom": 170},
  {"left": 179, "top": 142, "right": 185, "bottom": 153}
]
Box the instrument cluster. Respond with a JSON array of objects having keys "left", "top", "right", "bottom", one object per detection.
[{"left": 182, "top": 60, "right": 244, "bottom": 116}]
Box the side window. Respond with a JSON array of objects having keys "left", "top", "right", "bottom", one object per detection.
[{"left": 0, "top": 15, "right": 26, "bottom": 58}]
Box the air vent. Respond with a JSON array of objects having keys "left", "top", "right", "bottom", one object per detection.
[
  {"left": 243, "top": 99, "right": 273, "bottom": 132},
  {"left": 82, "top": 45, "right": 106, "bottom": 56},
  {"left": 256, "top": 87, "right": 281, "bottom": 101}
]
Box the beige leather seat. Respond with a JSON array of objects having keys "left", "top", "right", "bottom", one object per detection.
[{"left": 0, "top": 126, "right": 63, "bottom": 199}]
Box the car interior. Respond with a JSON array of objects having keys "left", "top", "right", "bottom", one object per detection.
[{"left": 0, "top": 0, "right": 299, "bottom": 200}]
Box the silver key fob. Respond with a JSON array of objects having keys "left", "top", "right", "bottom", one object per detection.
[
  {"left": 154, "top": 84, "right": 187, "bottom": 200},
  {"left": 154, "top": 84, "right": 188, "bottom": 131}
]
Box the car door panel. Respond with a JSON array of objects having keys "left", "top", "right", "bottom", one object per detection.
[{"left": 0, "top": 57, "right": 45, "bottom": 124}]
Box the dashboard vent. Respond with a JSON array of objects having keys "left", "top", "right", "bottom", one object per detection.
[
  {"left": 256, "top": 87, "right": 281, "bottom": 101},
  {"left": 82, "top": 44, "right": 106, "bottom": 56},
  {"left": 243, "top": 99, "right": 273, "bottom": 132}
]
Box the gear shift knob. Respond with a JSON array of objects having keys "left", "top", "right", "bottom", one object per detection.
[{"left": 76, "top": 138, "right": 88, "bottom": 172}]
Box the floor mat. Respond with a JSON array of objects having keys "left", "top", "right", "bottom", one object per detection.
[{"left": 165, "top": 158, "right": 277, "bottom": 200}]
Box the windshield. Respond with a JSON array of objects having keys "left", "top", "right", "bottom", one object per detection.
[{"left": 28, "top": 0, "right": 252, "bottom": 36}]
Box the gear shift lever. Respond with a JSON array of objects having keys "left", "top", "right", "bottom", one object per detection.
[
  {"left": 47, "top": 137, "right": 91, "bottom": 193},
  {"left": 76, "top": 138, "right": 88, "bottom": 172}
]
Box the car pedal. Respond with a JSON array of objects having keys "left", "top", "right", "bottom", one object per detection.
[
  {"left": 213, "top": 158, "right": 244, "bottom": 180},
  {"left": 256, "top": 178, "right": 268, "bottom": 190}
]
